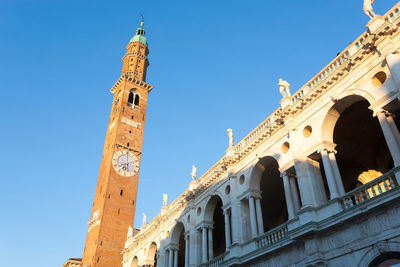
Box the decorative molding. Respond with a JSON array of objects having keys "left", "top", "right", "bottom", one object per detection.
[{"left": 110, "top": 74, "right": 154, "bottom": 94}]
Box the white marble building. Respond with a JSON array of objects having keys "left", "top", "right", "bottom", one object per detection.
[{"left": 122, "top": 3, "right": 400, "bottom": 267}]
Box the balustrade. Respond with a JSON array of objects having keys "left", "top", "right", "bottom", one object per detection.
[
  {"left": 200, "top": 251, "right": 228, "bottom": 267},
  {"left": 341, "top": 168, "right": 399, "bottom": 209},
  {"left": 256, "top": 223, "right": 288, "bottom": 249}
]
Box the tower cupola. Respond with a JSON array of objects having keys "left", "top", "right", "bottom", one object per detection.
[
  {"left": 122, "top": 16, "right": 150, "bottom": 81},
  {"left": 129, "top": 17, "right": 147, "bottom": 46}
]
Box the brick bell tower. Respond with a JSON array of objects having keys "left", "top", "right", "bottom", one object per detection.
[{"left": 81, "top": 18, "right": 153, "bottom": 267}]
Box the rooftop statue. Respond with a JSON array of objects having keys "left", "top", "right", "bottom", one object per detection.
[
  {"left": 142, "top": 213, "right": 147, "bottom": 226},
  {"left": 227, "top": 129, "right": 234, "bottom": 148},
  {"left": 162, "top": 193, "right": 168, "bottom": 207},
  {"left": 191, "top": 165, "right": 197, "bottom": 180},
  {"left": 127, "top": 226, "right": 133, "bottom": 240},
  {"left": 363, "top": 0, "right": 376, "bottom": 19},
  {"left": 279, "top": 78, "right": 291, "bottom": 98}
]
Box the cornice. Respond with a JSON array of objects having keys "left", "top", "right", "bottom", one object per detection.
[{"left": 110, "top": 74, "right": 154, "bottom": 94}]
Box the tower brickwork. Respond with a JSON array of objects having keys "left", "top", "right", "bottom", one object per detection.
[{"left": 81, "top": 20, "right": 152, "bottom": 267}]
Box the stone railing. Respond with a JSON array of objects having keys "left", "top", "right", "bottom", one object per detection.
[
  {"left": 234, "top": 108, "right": 283, "bottom": 156},
  {"left": 385, "top": 4, "right": 400, "bottom": 22},
  {"left": 341, "top": 167, "right": 399, "bottom": 209},
  {"left": 200, "top": 251, "right": 229, "bottom": 267},
  {"left": 255, "top": 222, "right": 289, "bottom": 249},
  {"left": 291, "top": 51, "right": 350, "bottom": 106}
]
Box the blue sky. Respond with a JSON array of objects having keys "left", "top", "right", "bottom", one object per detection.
[{"left": 0, "top": 0, "right": 398, "bottom": 266}]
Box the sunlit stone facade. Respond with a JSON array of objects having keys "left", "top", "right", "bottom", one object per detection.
[{"left": 122, "top": 3, "right": 400, "bottom": 267}]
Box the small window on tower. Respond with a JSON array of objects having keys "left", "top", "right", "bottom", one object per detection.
[
  {"left": 128, "top": 92, "right": 134, "bottom": 105},
  {"left": 127, "top": 143, "right": 130, "bottom": 147},
  {"left": 120, "top": 189, "right": 123, "bottom": 196},
  {"left": 97, "top": 257, "right": 100, "bottom": 263},
  {"left": 118, "top": 208, "right": 120, "bottom": 214},
  {"left": 108, "top": 194, "right": 111, "bottom": 199},
  {"left": 132, "top": 200, "right": 135, "bottom": 205},
  {"left": 128, "top": 89, "right": 140, "bottom": 108},
  {"left": 134, "top": 94, "right": 140, "bottom": 106}
]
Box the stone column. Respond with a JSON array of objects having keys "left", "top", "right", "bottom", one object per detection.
[
  {"left": 387, "top": 114, "right": 400, "bottom": 146},
  {"left": 189, "top": 228, "right": 199, "bottom": 266},
  {"left": 208, "top": 228, "right": 213, "bottom": 260},
  {"left": 229, "top": 175, "right": 243, "bottom": 244},
  {"left": 255, "top": 198, "right": 264, "bottom": 235},
  {"left": 289, "top": 175, "right": 301, "bottom": 211},
  {"left": 294, "top": 160, "right": 316, "bottom": 207},
  {"left": 168, "top": 249, "right": 173, "bottom": 267},
  {"left": 223, "top": 210, "right": 231, "bottom": 249},
  {"left": 320, "top": 149, "right": 339, "bottom": 199},
  {"left": 173, "top": 249, "right": 178, "bottom": 267},
  {"left": 185, "top": 235, "right": 189, "bottom": 267},
  {"left": 202, "top": 227, "right": 208, "bottom": 263},
  {"left": 282, "top": 172, "right": 296, "bottom": 219},
  {"left": 248, "top": 196, "right": 258, "bottom": 238},
  {"left": 377, "top": 111, "right": 400, "bottom": 166},
  {"left": 386, "top": 52, "right": 400, "bottom": 89},
  {"left": 328, "top": 151, "right": 345, "bottom": 195}
]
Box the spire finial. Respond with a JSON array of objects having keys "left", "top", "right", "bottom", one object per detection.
[{"left": 140, "top": 14, "right": 144, "bottom": 28}]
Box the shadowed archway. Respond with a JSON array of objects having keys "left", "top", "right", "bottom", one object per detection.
[
  {"left": 170, "top": 222, "right": 185, "bottom": 267},
  {"left": 324, "top": 96, "right": 393, "bottom": 193},
  {"left": 204, "top": 195, "right": 226, "bottom": 258}
]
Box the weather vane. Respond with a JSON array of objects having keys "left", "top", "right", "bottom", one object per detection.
[{"left": 140, "top": 14, "right": 144, "bottom": 28}]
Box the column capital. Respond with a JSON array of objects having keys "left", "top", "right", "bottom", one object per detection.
[
  {"left": 280, "top": 171, "right": 296, "bottom": 179},
  {"left": 223, "top": 208, "right": 231, "bottom": 215},
  {"left": 317, "top": 141, "right": 337, "bottom": 154},
  {"left": 166, "top": 244, "right": 179, "bottom": 251},
  {"left": 372, "top": 108, "right": 395, "bottom": 118},
  {"left": 197, "top": 221, "right": 213, "bottom": 230},
  {"left": 248, "top": 191, "right": 262, "bottom": 200}
]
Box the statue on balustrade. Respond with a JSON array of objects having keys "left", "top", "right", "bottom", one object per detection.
[
  {"left": 227, "top": 128, "right": 234, "bottom": 148},
  {"left": 127, "top": 226, "right": 133, "bottom": 240},
  {"left": 142, "top": 213, "right": 147, "bottom": 226},
  {"left": 279, "top": 78, "right": 291, "bottom": 98},
  {"left": 162, "top": 193, "right": 168, "bottom": 207},
  {"left": 191, "top": 165, "right": 197, "bottom": 180},
  {"left": 363, "top": 0, "right": 376, "bottom": 19}
]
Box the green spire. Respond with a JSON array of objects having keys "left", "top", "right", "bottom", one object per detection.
[{"left": 129, "top": 15, "right": 147, "bottom": 46}]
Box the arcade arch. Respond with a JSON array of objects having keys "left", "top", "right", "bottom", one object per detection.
[
  {"left": 322, "top": 95, "right": 394, "bottom": 194},
  {"left": 145, "top": 242, "right": 157, "bottom": 267},
  {"left": 258, "top": 157, "right": 288, "bottom": 232},
  {"left": 248, "top": 156, "right": 288, "bottom": 238},
  {"left": 168, "top": 222, "right": 186, "bottom": 267},
  {"left": 203, "top": 195, "right": 226, "bottom": 259}
]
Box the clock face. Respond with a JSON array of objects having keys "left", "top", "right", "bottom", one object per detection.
[{"left": 112, "top": 150, "right": 139, "bottom": 177}]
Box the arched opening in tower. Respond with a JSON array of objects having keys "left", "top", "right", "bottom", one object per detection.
[{"left": 333, "top": 99, "right": 393, "bottom": 192}]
